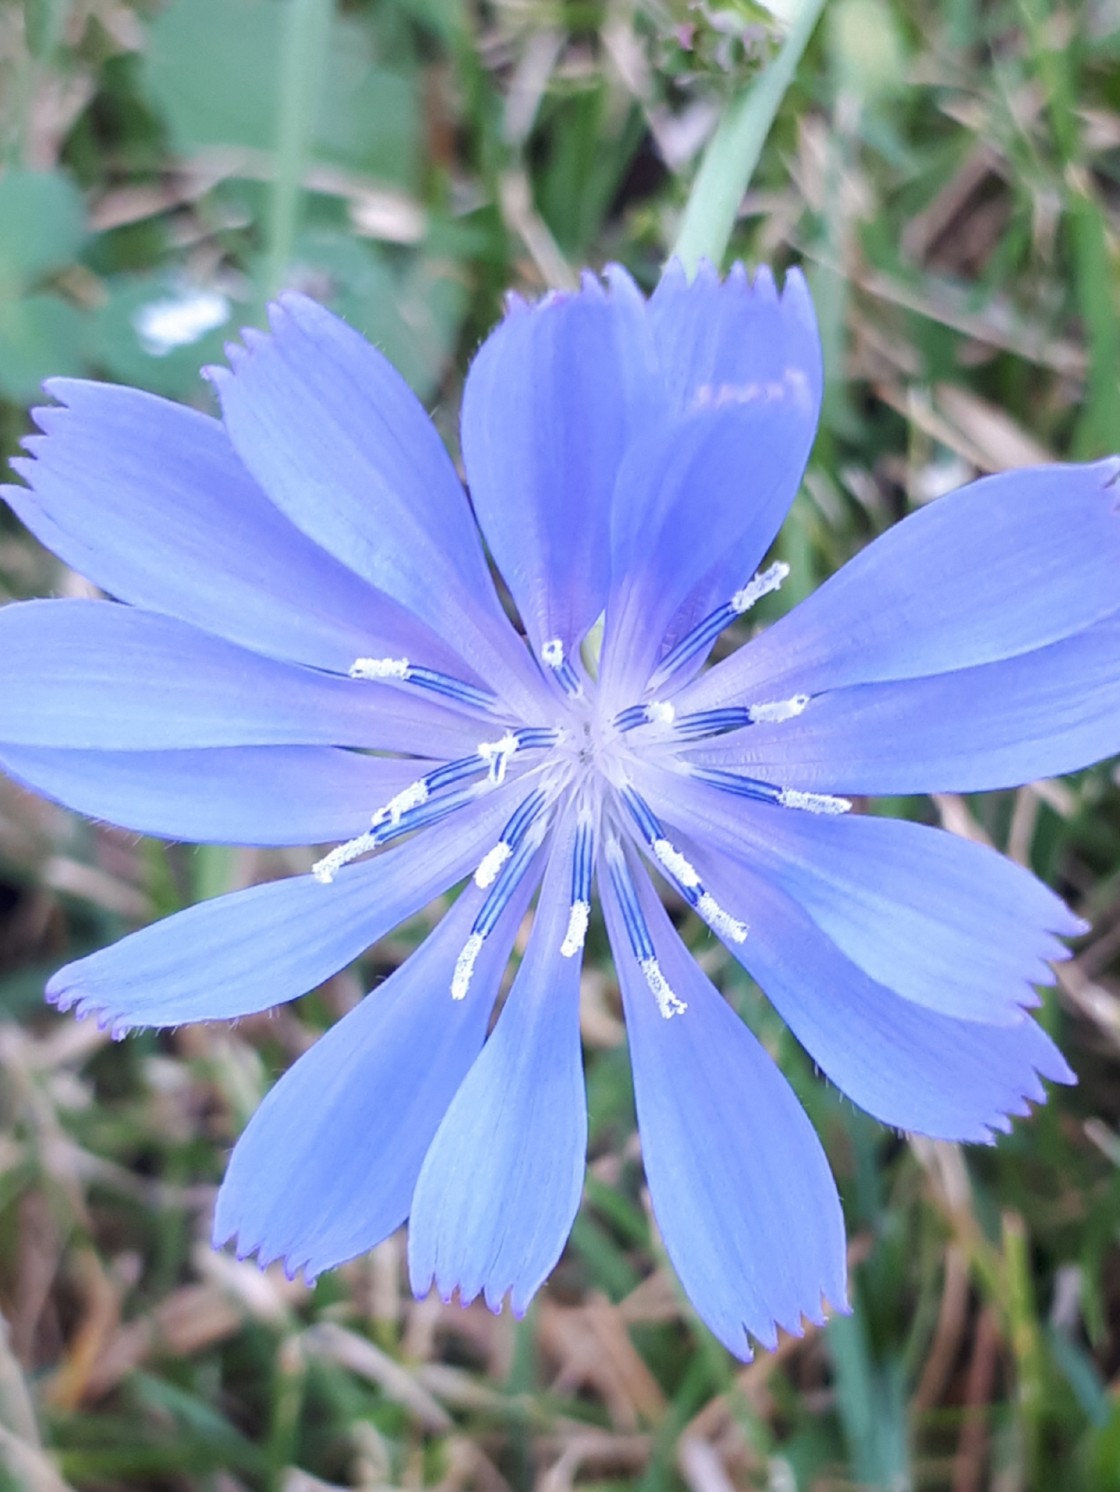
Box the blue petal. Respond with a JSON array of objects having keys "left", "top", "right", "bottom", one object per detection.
[
  {"left": 408, "top": 819, "right": 586, "bottom": 1315},
  {"left": 209, "top": 294, "right": 542, "bottom": 711},
  {"left": 695, "top": 859, "right": 1074, "bottom": 1142},
  {"left": 214, "top": 868, "right": 538, "bottom": 1278},
  {"left": 461, "top": 274, "right": 654, "bottom": 663},
  {"left": 688, "top": 616, "right": 1120, "bottom": 794},
  {"left": 682, "top": 458, "right": 1120, "bottom": 712},
  {"left": 603, "top": 857, "right": 847, "bottom": 1360},
  {"left": 649, "top": 262, "right": 822, "bottom": 425},
  {"left": 46, "top": 788, "right": 521, "bottom": 1030},
  {"left": 643, "top": 263, "right": 822, "bottom": 672},
  {"left": 4, "top": 381, "right": 480, "bottom": 682},
  {"left": 0, "top": 744, "right": 427, "bottom": 845},
  {"left": 601, "top": 390, "right": 816, "bottom": 700},
  {"left": 0, "top": 600, "right": 485, "bottom": 757},
  {"left": 636, "top": 767, "right": 1080, "bottom": 1024}
]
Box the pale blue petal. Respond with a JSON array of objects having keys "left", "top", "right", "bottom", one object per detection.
[
  {"left": 209, "top": 293, "right": 542, "bottom": 711},
  {"left": 601, "top": 395, "right": 814, "bottom": 700},
  {"left": 644, "top": 263, "right": 822, "bottom": 672},
  {"left": 635, "top": 766, "right": 1080, "bottom": 1024},
  {"left": 697, "top": 858, "right": 1074, "bottom": 1141},
  {"left": 0, "top": 744, "right": 426, "bottom": 845},
  {"left": 603, "top": 858, "right": 847, "bottom": 1360},
  {"left": 688, "top": 616, "right": 1120, "bottom": 794},
  {"left": 0, "top": 600, "right": 485, "bottom": 757},
  {"left": 46, "top": 788, "right": 520, "bottom": 1030},
  {"left": 214, "top": 869, "right": 537, "bottom": 1278},
  {"left": 4, "top": 381, "right": 480, "bottom": 681},
  {"left": 682, "top": 458, "right": 1120, "bottom": 713},
  {"left": 461, "top": 275, "right": 655, "bottom": 663},
  {"left": 408, "top": 819, "right": 586, "bottom": 1315}
]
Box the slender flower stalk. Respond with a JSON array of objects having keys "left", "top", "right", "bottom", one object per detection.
[{"left": 0, "top": 263, "right": 1116, "bottom": 1357}]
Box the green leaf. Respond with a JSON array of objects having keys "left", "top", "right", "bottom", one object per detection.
[
  {"left": 0, "top": 170, "right": 86, "bottom": 291},
  {"left": 0, "top": 293, "right": 85, "bottom": 402},
  {"left": 141, "top": 0, "right": 418, "bottom": 186}
]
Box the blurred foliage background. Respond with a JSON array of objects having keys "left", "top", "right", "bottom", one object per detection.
[{"left": 2, "top": 0, "right": 1120, "bottom": 1488}]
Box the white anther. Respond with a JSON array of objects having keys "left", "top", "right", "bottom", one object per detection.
[
  {"left": 541, "top": 638, "right": 565, "bottom": 669},
  {"left": 697, "top": 892, "right": 749, "bottom": 943},
  {"left": 560, "top": 901, "right": 590, "bottom": 959},
  {"left": 641, "top": 957, "right": 687, "bottom": 1018},
  {"left": 474, "top": 842, "right": 512, "bottom": 889},
  {"left": 451, "top": 933, "right": 484, "bottom": 1001},
  {"left": 646, "top": 700, "right": 676, "bottom": 725},
  {"left": 477, "top": 731, "right": 519, "bottom": 785},
  {"left": 731, "top": 561, "right": 790, "bottom": 615},
  {"left": 748, "top": 693, "right": 810, "bottom": 724},
  {"left": 372, "top": 779, "right": 429, "bottom": 828},
  {"left": 778, "top": 788, "right": 852, "bottom": 815},
  {"left": 349, "top": 656, "right": 411, "bottom": 681},
  {"left": 312, "top": 830, "right": 379, "bottom": 884},
  {"left": 652, "top": 838, "right": 701, "bottom": 889}
]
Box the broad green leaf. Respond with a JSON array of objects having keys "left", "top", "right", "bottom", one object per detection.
[
  {"left": 0, "top": 293, "right": 85, "bottom": 402},
  {"left": 0, "top": 170, "right": 86, "bottom": 290},
  {"left": 141, "top": 0, "right": 418, "bottom": 186}
]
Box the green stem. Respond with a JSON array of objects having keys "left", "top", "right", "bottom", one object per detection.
[
  {"left": 259, "top": 0, "right": 333, "bottom": 307},
  {"left": 670, "top": 0, "right": 828, "bottom": 275}
]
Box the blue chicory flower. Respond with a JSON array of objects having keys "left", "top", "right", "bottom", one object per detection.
[{"left": 1, "top": 261, "right": 1116, "bottom": 1359}]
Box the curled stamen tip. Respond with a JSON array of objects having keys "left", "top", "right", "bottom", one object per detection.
[
  {"left": 478, "top": 731, "right": 519, "bottom": 784},
  {"left": 474, "top": 842, "right": 512, "bottom": 889},
  {"left": 749, "top": 693, "right": 810, "bottom": 724},
  {"left": 779, "top": 788, "right": 852, "bottom": 815},
  {"left": 541, "top": 638, "right": 565, "bottom": 668},
  {"left": 641, "top": 957, "right": 687, "bottom": 1018},
  {"left": 350, "top": 656, "right": 410, "bottom": 680},
  {"left": 560, "top": 901, "right": 590, "bottom": 958},
  {"left": 451, "top": 933, "right": 484, "bottom": 1000},
  {"left": 646, "top": 700, "right": 676, "bottom": 725}
]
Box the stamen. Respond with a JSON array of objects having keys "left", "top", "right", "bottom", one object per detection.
[
  {"left": 312, "top": 789, "right": 479, "bottom": 883},
  {"left": 652, "top": 837, "right": 700, "bottom": 889},
  {"left": 777, "top": 788, "right": 852, "bottom": 815},
  {"left": 730, "top": 561, "right": 790, "bottom": 615},
  {"left": 477, "top": 730, "right": 519, "bottom": 784},
  {"left": 472, "top": 789, "right": 548, "bottom": 888},
  {"left": 350, "top": 656, "right": 499, "bottom": 712},
  {"left": 649, "top": 560, "right": 790, "bottom": 689},
  {"left": 687, "top": 766, "right": 852, "bottom": 816},
  {"left": 374, "top": 779, "right": 429, "bottom": 827},
  {"left": 559, "top": 811, "right": 595, "bottom": 959},
  {"left": 540, "top": 637, "right": 584, "bottom": 698},
  {"left": 451, "top": 933, "right": 484, "bottom": 1001},
  {"left": 312, "top": 830, "right": 379, "bottom": 884},
  {"left": 748, "top": 693, "right": 810, "bottom": 724},
  {"left": 696, "top": 892, "right": 749, "bottom": 943},
  {"left": 613, "top": 700, "right": 676, "bottom": 734},
  {"left": 673, "top": 708, "right": 753, "bottom": 740},
  {"left": 640, "top": 957, "right": 688, "bottom": 1019},
  {"left": 473, "top": 842, "right": 511, "bottom": 889},
  {"left": 605, "top": 841, "right": 686, "bottom": 1018},
  {"left": 622, "top": 790, "right": 748, "bottom": 944},
  {"left": 452, "top": 808, "right": 552, "bottom": 999},
  {"left": 560, "top": 902, "right": 590, "bottom": 959},
  {"left": 349, "top": 656, "right": 410, "bottom": 680}
]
